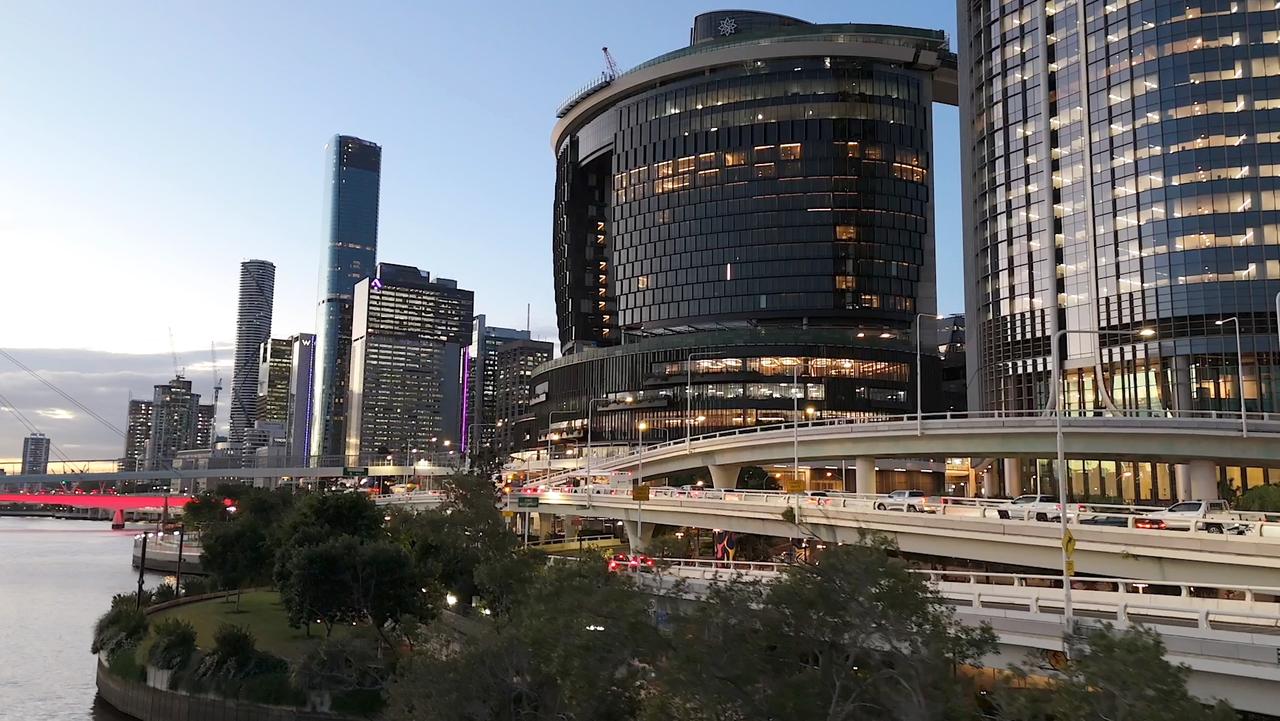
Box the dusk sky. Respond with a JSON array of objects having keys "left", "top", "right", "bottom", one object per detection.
[{"left": 0, "top": 1, "right": 963, "bottom": 462}]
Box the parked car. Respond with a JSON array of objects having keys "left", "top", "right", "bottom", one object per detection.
[
  {"left": 873, "top": 490, "right": 935, "bottom": 513},
  {"left": 1135, "top": 499, "right": 1246, "bottom": 534}
]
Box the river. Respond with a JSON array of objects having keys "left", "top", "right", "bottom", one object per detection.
[{"left": 0, "top": 517, "right": 164, "bottom": 720}]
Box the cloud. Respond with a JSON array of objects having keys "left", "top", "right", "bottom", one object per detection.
[{"left": 0, "top": 346, "right": 231, "bottom": 463}]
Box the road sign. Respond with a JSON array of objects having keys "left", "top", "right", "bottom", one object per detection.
[
  {"left": 782, "top": 479, "right": 805, "bottom": 494},
  {"left": 343, "top": 466, "right": 369, "bottom": 477},
  {"left": 1062, "top": 529, "right": 1077, "bottom": 557},
  {"left": 632, "top": 485, "right": 650, "bottom": 502},
  {"left": 517, "top": 496, "right": 539, "bottom": 509}
]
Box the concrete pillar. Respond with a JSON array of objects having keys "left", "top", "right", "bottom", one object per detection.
[
  {"left": 1188, "top": 460, "right": 1218, "bottom": 500},
  {"left": 1002, "top": 458, "right": 1021, "bottom": 497},
  {"left": 708, "top": 464, "right": 740, "bottom": 489},
  {"left": 537, "top": 512, "right": 556, "bottom": 539},
  {"left": 565, "top": 519, "right": 580, "bottom": 540},
  {"left": 981, "top": 468, "right": 1000, "bottom": 498},
  {"left": 623, "top": 520, "right": 653, "bottom": 552},
  {"left": 1174, "top": 464, "right": 1192, "bottom": 501},
  {"left": 855, "top": 457, "right": 876, "bottom": 494}
]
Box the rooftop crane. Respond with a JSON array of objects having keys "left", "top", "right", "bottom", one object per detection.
[{"left": 602, "top": 47, "right": 620, "bottom": 80}]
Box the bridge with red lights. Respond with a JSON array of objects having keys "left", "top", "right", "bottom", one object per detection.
[{"left": 0, "top": 493, "right": 193, "bottom": 511}]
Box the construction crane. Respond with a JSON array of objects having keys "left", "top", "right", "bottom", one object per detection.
[
  {"left": 209, "top": 342, "right": 223, "bottom": 440},
  {"left": 167, "top": 327, "right": 184, "bottom": 378},
  {"left": 602, "top": 47, "right": 620, "bottom": 80}
]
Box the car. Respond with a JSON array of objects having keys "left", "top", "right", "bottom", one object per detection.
[
  {"left": 995, "top": 494, "right": 1078, "bottom": 522},
  {"left": 607, "top": 553, "right": 656, "bottom": 572},
  {"left": 874, "top": 489, "right": 935, "bottom": 513},
  {"left": 1135, "top": 499, "right": 1245, "bottom": 534}
]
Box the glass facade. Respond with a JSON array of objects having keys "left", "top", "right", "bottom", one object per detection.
[
  {"left": 539, "top": 12, "right": 958, "bottom": 450},
  {"left": 311, "top": 135, "right": 381, "bottom": 463},
  {"left": 962, "top": 0, "right": 1280, "bottom": 417}
]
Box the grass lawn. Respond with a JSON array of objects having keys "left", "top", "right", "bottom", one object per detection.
[{"left": 147, "top": 590, "right": 360, "bottom": 661}]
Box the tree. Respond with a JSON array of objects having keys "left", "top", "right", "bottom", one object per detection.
[
  {"left": 352, "top": 540, "right": 426, "bottom": 647},
  {"left": 649, "top": 539, "right": 996, "bottom": 721},
  {"left": 282, "top": 537, "right": 361, "bottom": 636},
  {"left": 1236, "top": 484, "right": 1280, "bottom": 514},
  {"left": 996, "top": 623, "right": 1234, "bottom": 721},
  {"left": 200, "top": 519, "right": 272, "bottom": 608},
  {"left": 274, "top": 491, "right": 385, "bottom": 595}
]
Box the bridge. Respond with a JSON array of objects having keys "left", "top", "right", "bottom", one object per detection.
[
  {"left": 0, "top": 493, "right": 193, "bottom": 511},
  {"left": 0, "top": 462, "right": 455, "bottom": 487},
  {"left": 633, "top": 559, "right": 1280, "bottom": 715}
]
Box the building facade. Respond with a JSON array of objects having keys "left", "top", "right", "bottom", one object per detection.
[
  {"left": 21, "top": 433, "right": 50, "bottom": 475},
  {"left": 145, "top": 376, "right": 203, "bottom": 470},
  {"left": 286, "top": 332, "right": 317, "bottom": 465},
  {"left": 959, "top": 0, "right": 1280, "bottom": 497},
  {"left": 312, "top": 135, "right": 382, "bottom": 463},
  {"left": 257, "top": 338, "right": 292, "bottom": 425},
  {"left": 492, "top": 338, "right": 554, "bottom": 454},
  {"left": 345, "top": 263, "right": 474, "bottom": 463},
  {"left": 466, "top": 316, "right": 536, "bottom": 454},
  {"left": 121, "top": 399, "right": 153, "bottom": 471},
  {"left": 196, "top": 403, "right": 216, "bottom": 449},
  {"left": 536, "top": 11, "right": 959, "bottom": 457},
  {"left": 230, "top": 259, "right": 275, "bottom": 447}
]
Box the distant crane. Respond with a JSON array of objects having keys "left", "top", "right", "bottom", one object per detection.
[
  {"left": 209, "top": 342, "right": 223, "bottom": 442},
  {"left": 167, "top": 327, "right": 184, "bottom": 378},
  {"left": 602, "top": 47, "right": 620, "bottom": 80}
]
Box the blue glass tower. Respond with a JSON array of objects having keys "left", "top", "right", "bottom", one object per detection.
[{"left": 310, "top": 135, "right": 381, "bottom": 463}]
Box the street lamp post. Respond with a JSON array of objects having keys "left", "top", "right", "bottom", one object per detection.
[
  {"left": 685, "top": 351, "right": 721, "bottom": 454},
  {"left": 1050, "top": 326, "right": 1154, "bottom": 635},
  {"left": 789, "top": 363, "right": 818, "bottom": 488},
  {"left": 1215, "top": 317, "right": 1247, "bottom": 438},
  {"left": 915, "top": 314, "right": 946, "bottom": 436}
]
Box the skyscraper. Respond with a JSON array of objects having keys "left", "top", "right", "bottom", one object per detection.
[
  {"left": 121, "top": 399, "right": 153, "bottom": 471},
  {"left": 492, "top": 338, "right": 554, "bottom": 454},
  {"left": 230, "top": 259, "right": 276, "bottom": 447},
  {"left": 466, "top": 316, "right": 536, "bottom": 453},
  {"left": 196, "top": 403, "right": 216, "bottom": 448},
  {"left": 256, "top": 338, "right": 292, "bottom": 425},
  {"left": 312, "top": 135, "right": 382, "bottom": 464},
  {"left": 286, "top": 332, "right": 317, "bottom": 465},
  {"left": 345, "top": 263, "right": 473, "bottom": 463},
  {"left": 21, "top": 433, "right": 50, "bottom": 475},
  {"left": 958, "top": 0, "right": 1280, "bottom": 499},
  {"left": 145, "top": 376, "right": 202, "bottom": 470}
]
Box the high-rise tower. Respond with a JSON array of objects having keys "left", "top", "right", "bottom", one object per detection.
[
  {"left": 230, "top": 259, "right": 275, "bottom": 447},
  {"left": 311, "top": 135, "right": 381, "bottom": 463}
]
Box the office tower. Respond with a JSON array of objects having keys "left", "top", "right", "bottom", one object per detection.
[
  {"left": 121, "top": 399, "right": 153, "bottom": 471},
  {"left": 492, "top": 338, "right": 554, "bottom": 454},
  {"left": 286, "top": 332, "right": 317, "bottom": 465},
  {"left": 466, "top": 316, "right": 536, "bottom": 453},
  {"left": 145, "top": 376, "right": 202, "bottom": 470},
  {"left": 958, "top": 0, "right": 1280, "bottom": 498},
  {"left": 312, "top": 135, "right": 382, "bottom": 463},
  {"left": 230, "top": 259, "right": 276, "bottom": 447},
  {"left": 538, "top": 11, "right": 957, "bottom": 452},
  {"left": 256, "top": 338, "right": 292, "bottom": 425},
  {"left": 345, "top": 263, "right": 474, "bottom": 463},
  {"left": 21, "top": 433, "right": 50, "bottom": 475}
]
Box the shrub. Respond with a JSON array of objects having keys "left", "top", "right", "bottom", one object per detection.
[
  {"left": 107, "top": 642, "right": 147, "bottom": 682},
  {"left": 1237, "top": 485, "right": 1280, "bottom": 514},
  {"left": 241, "top": 671, "right": 306, "bottom": 706},
  {"left": 192, "top": 624, "right": 289, "bottom": 688},
  {"left": 180, "top": 576, "right": 212, "bottom": 597},
  {"left": 92, "top": 604, "right": 148, "bottom": 658},
  {"left": 148, "top": 618, "right": 197, "bottom": 670},
  {"left": 151, "top": 583, "right": 178, "bottom": 605}
]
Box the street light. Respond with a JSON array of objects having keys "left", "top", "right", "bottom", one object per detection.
[
  {"left": 915, "top": 313, "right": 947, "bottom": 436},
  {"left": 1215, "top": 317, "right": 1247, "bottom": 438},
  {"left": 1049, "top": 326, "right": 1155, "bottom": 634},
  {"left": 685, "top": 351, "right": 722, "bottom": 454},
  {"left": 788, "top": 362, "right": 817, "bottom": 489},
  {"left": 585, "top": 396, "right": 625, "bottom": 485}
]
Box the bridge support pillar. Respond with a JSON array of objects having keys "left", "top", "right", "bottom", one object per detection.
[
  {"left": 564, "top": 519, "right": 579, "bottom": 540},
  {"left": 1178, "top": 460, "right": 1218, "bottom": 500},
  {"left": 708, "top": 464, "right": 740, "bottom": 489},
  {"left": 1002, "top": 459, "right": 1021, "bottom": 497},
  {"left": 981, "top": 468, "right": 999, "bottom": 498},
  {"left": 537, "top": 513, "right": 557, "bottom": 539},
  {"left": 623, "top": 520, "right": 653, "bottom": 551},
  {"left": 855, "top": 457, "right": 876, "bottom": 494}
]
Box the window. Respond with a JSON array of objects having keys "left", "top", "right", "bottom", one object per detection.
[
  {"left": 725, "top": 151, "right": 746, "bottom": 167},
  {"left": 780, "top": 143, "right": 802, "bottom": 160}
]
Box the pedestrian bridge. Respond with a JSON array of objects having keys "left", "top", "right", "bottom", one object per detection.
[
  {"left": 568, "top": 412, "right": 1280, "bottom": 489},
  {"left": 635, "top": 560, "right": 1280, "bottom": 715},
  {"left": 0, "top": 493, "right": 192, "bottom": 511},
  {"left": 445, "top": 487, "right": 1280, "bottom": 587}
]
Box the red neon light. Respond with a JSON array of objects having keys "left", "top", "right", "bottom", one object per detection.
[{"left": 0, "top": 494, "right": 194, "bottom": 511}]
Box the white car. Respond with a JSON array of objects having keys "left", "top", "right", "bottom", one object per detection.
[
  {"left": 1135, "top": 499, "right": 1244, "bottom": 534},
  {"left": 873, "top": 490, "right": 935, "bottom": 513},
  {"left": 997, "top": 494, "right": 1067, "bottom": 522}
]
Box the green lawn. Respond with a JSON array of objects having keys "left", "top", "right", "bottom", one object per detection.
[{"left": 147, "top": 590, "right": 359, "bottom": 661}]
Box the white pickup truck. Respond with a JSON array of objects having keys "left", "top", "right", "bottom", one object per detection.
[
  {"left": 995, "top": 494, "right": 1091, "bottom": 522},
  {"left": 1135, "top": 499, "right": 1246, "bottom": 534},
  {"left": 873, "top": 489, "right": 936, "bottom": 513}
]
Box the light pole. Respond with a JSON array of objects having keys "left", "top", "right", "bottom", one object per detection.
[
  {"left": 915, "top": 313, "right": 946, "bottom": 436},
  {"left": 685, "top": 350, "right": 721, "bottom": 454},
  {"left": 1215, "top": 317, "right": 1247, "bottom": 438},
  {"left": 586, "top": 396, "right": 629, "bottom": 484},
  {"left": 1050, "top": 326, "right": 1154, "bottom": 633},
  {"left": 789, "top": 363, "right": 818, "bottom": 489}
]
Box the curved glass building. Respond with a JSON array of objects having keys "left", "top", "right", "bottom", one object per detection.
[
  {"left": 533, "top": 11, "right": 960, "bottom": 473},
  {"left": 960, "top": 0, "right": 1280, "bottom": 495}
]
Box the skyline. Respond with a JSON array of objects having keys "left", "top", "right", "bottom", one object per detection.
[{"left": 0, "top": 1, "right": 965, "bottom": 462}]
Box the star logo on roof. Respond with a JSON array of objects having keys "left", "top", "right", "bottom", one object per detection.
[{"left": 718, "top": 17, "right": 737, "bottom": 36}]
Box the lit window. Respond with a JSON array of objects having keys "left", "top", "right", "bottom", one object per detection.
[{"left": 780, "top": 143, "right": 802, "bottom": 160}]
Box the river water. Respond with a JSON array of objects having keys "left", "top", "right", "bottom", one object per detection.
[{"left": 0, "top": 517, "right": 162, "bottom": 720}]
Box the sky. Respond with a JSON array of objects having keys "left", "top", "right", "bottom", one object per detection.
[{"left": 0, "top": 0, "right": 963, "bottom": 464}]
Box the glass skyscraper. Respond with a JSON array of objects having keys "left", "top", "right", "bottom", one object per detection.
[{"left": 311, "top": 135, "right": 381, "bottom": 464}]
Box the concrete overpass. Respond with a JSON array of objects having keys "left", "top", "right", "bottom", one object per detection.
[
  {"left": 636, "top": 560, "right": 1280, "bottom": 715},
  {"left": 0, "top": 463, "right": 455, "bottom": 487}
]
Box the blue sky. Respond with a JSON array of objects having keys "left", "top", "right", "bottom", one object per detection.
[{"left": 0, "top": 1, "right": 962, "bottom": 460}]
